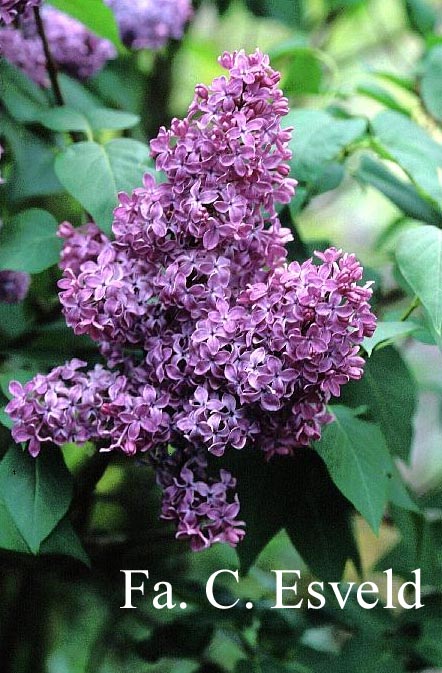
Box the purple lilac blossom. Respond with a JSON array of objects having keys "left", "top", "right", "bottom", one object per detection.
[
  {"left": 6, "top": 360, "right": 170, "bottom": 458},
  {"left": 105, "top": 0, "right": 192, "bottom": 50},
  {"left": 6, "top": 50, "right": 377, "bottom": 551},
  {"left": 0, "top": 270, "right": 30, "bottom": 303},
  {"left": 0, "top": 0, "right": 39, "bottom": 25},
  {"left": 154, "top": 448, "right": 245, "bottom": 550},
  {"left": 0, "top": 6, "right": 116, "bottom": 86},
  {"left": 0, "top": 12, "right": 47, "bottom": 86}
]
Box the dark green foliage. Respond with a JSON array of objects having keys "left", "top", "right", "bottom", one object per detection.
[
  {"left": 2, "top": 1, "right": 442, "bottom": 671},
  {"left": 340, "top": 347, "right": 416, "bottom": 461},
  {"left": 224, "top": 447, "right": 360, "bottom": 580}
]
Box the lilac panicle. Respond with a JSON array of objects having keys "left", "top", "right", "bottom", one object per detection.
[
  {"left": 154, "top": 448, "right": 245, "bottom": 550},
  {"left": 0, "top": 6, "right": 116, "bottom": 86},
  {"left": 0, "top": 270, "right": 30, "bottom": 303},
  {"left": 105, "top": 0, "right": 192, "bottom": 50},
  {"left": 0, "top": 0, "right": 39, "bottom": 25},
  {"left": 6, "top": 50, "right": 377, "bottom": 551}
]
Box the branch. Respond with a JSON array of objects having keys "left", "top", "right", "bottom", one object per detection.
[{"left": 33, "top": 6, "right": 64, "bottom": 107}]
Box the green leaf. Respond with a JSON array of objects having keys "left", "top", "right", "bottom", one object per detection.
[
  {"left": 0, "top": 445, "right": 73, "bottom": 554},
  {"left": 0, "top": 496, "right": 31, "bottom": 553},
  {"left": 2, "top": 115, "right": 62, "bottom": 200},
  {"left": 396, "top": 225, "right": 442, "bottom": 347},
  {"left": 37, "top": 106, "right": 92, "bottom": 135},
  {"left": 362, "top": 321, "right": 419, "bottom": 356},
  {"left": 245, "top": 0, "right": 305, "bottom": 27},
  {"left": 0, "top": 61, "right": 49, "bottom": 123},
  {"left": 315, "top": 406, "right": 392, "bottom": 532},
  {"left": 405, "top": 0, "right": 437, "bottom": 35},
  {"left": 89, "top": 58, "right": 146, "bottom": 115},
  {"left": 37, "top": 106, "right": 139, "bottom": 135},
  {"left": 325, "top": 0, "right": 364, "bottom": 7},
  {"left": 374, "top": 218, "right": 413, "bottom": 253},
  {"left": 0, "top": 408, "right": 13, "bottom": 430},
  {"left": 288, "top": 187, "right": 308, "bottom": 216},
  {"left": 282, "top": 48, "right": 324, "bottom": 96},
  {"left": 40, "top": 517, "right": 90, "bottom": 566},
  {"left": 387, "top": 463, "right": 419, "bottom": 512},
  {"left": 226, "top": 449, "right": 359, "bottom": 580},
  {"left": 283, "top": 453, "right": 361, "bottom": 581},
  {"left": 58, "top": 73, "right": 103, "bottom": 113},
  {"left": 225, "top": 451, "right": 284, "bottom": 575},
  {"left": 319, "top": 635, "right": 407, "bottom": 672},
  {"left": 84, "top": 108, "right": 140, "bottom": 131},
  {"left": 0, "top": 502, "right": 88, "bottom": 563},
  {"left": 377, "top": 507, "right": 442, "bottom": 585},
  {"left": 54, "top": 139, "right": 151, "bottom": 233},
  {"left": 370, "top": 110, "right": 442, "bottom": 206},
  {"left": 0, "top": 303, "right": 34, "bottom": 340},
  {"left": 0, "top": 209, "right": 62, "bottom": 274},
  {"left": 421, "top": 45, "right": 442, "bottom": 122},
  {"left": 311, "top": 162, "right": 345, "bottom": 196},
  {"left": 340, "top": 347, "right": 416, "bottom": 462},
  {"left": 287, "top": 109, "right": 366, "bottom": 184},
  {"left": 355, "top": 155, "right": 442, "bottom": 226},
  {"left": 47, "top": 0, "right": 125, "bottom": 51},
  {"left": 357, "top": 82, "right": 411, "bottom": 116},
  {"left": 235, "top": 658, "right": 292, "bottom": 673},
  {"left": 373, "top": 71, "right": 416, "bottom": 93}
]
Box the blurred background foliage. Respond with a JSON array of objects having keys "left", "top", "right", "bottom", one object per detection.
[{"left": 2, "top": 0, "right": 442, "bottom": 671}]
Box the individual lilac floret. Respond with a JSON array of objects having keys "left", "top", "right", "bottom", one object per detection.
[
  {"left": 105, "top": 0, "right": 192, "bottom": 50},
  {"left": 0, "top": 0, "right": 39, "bottom": 25},
  {"left": 6, "top": 51, "right": 377, "bottom": 552},
  {"left": 155, "top": 448, "right": 245, "bottom": 551},
  {"left": 0, "top": 6, "right": 116, "bottom": 86},
  {"left": 0, "top": 270, "right": 30, "bottom": 304}
]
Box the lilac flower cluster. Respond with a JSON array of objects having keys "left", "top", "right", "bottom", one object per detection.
[
  {"left": 43, "top": 7, "right": 116, "bottom": 80},
  {"left": 0, "top": 11, "right": 47, "bottom": 86},
  {"left": 155, "top": 448, "right": 245, "bottom": 550},
  {"left": 0, "top": 270, "right": 30, "bottom": 303},
  {"left": 105, "top": 0, "right": 192, "bottom": 50},
  {"left": 0, "top": 0, "right": 39, "bottom": 25},
  {"left": 6, "top": 360, "right": 114, "bottom": 458},
  {"left": 6, "top": 359, "right": 170, "bottom": 457},
  {"left": 0, "top": 6, "right": 116, "bottom": 86},
  {"left": 6, "top": 51, "right": 376, "bottom": 551}
]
